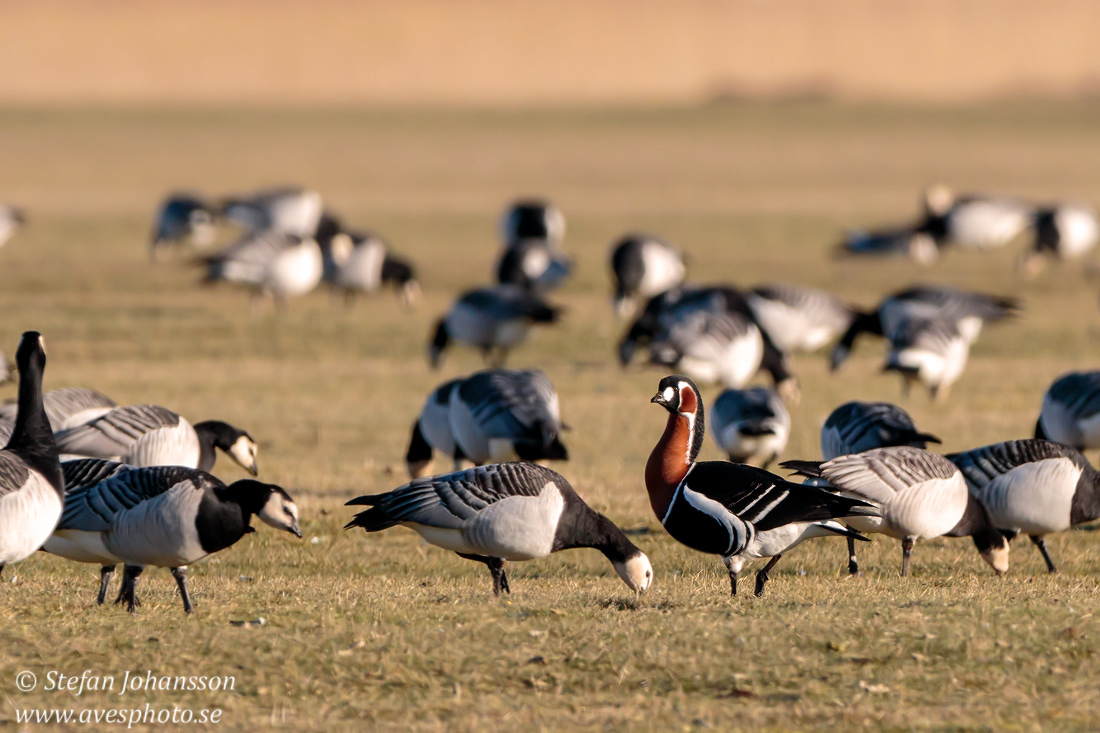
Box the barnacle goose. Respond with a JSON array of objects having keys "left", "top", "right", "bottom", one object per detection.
[
  {"left": 821, "top": 401, "right": 941, "bottom": 460},
  {"left": 0, "top": 387, "right": 117, "bottom": 431},
  {"left": 710, "top": 387, "right": 789, "bottom": 469},
  {"left": 346, "top": 462, "right": 652, "bottom": 595},
  {"left": 646, "top": 376, "right": 876, "bottom": 596},
  {"left": 949, "top": 439, "right": 1100, "bottom": 574},
  {"left": 830, "top": 285, "right": 1018, "bottom": 371},
  {"left": 219, "top": 186, "right": 324, "bottom": 237},
  {"left": 1018, "top": 203, "right": 1100, "bottom": 277},
  {"left": 53, "top": 405, "right": 258, "bottom": 475},
  {"left": 0, "top": 332, "right": 64, "bottom": 578},
  {"left": 745, "top": 284, "right": 858, "bottom": 354},
  {"left": 429, "top": 285, "right": 561, "bottom": 368},
  {"left": 609, "top": 234, "right": 686, "bottom": 317},
  {"left": 1036, "top": 371, "right": 1100, "bottom": 452},
  {"left": 406, "top": 378, "right": 466, "bottom": 478},
  {"left": 919, "top": 185, "right": 1034, "bottom": 251},
  {"left": 883, "top": 316, "right": 971, "bottom": 401},
  {"left": 783, "top": 447, "right": 1009, "bottom": 577},
  {"left": 149, "top": 194, "right": 216, "bottom": 260},
  {"left": 202, "top": 229, "right": 324, "bottom": 305},
  {"left": 496, "top": 238, "right": 573, "bottom": 294},
  {"left": 322, "top": 228, "right": 420, "bottom": 305},
  {"left": 0, "top": 204, "right": 26, "bottom": 249},
  {"left": 837, "top": 226, "right": 939, "bottom": 265},
  {"left": 45, "top": 459, "right": 300, "bottom": 612},
  {"left": 499, "top": 199, "right": 565, "bottom": 247}
]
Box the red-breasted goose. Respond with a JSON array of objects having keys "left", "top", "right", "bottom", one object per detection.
[
  {"left": 0, "top": 386, "right": 118, "bottom": 432},
  {"left": 948, "top": 439, "right": 1100, "bottom": 574},
  {"left": 883, "top": 316, "right": 970, "bottom": 401},
  {"left": 645, "top": 375, "right": 875, "bottom": 596},
  {"left": 783, "top": 447, "right": 1009, "bottom": 577},
  {"left": 0, "top": 204, "right": 25, "bottom": 249},
  {"left": 821, "top": 401, "right": 941, "bottom": 461},
  {"left": 0, "top": 332, "right": 63, "bottom": 579},
  {"left": 53, "top": 405, "right": 258, "bottom": 475},
  {"left": 745, "top": 284, "right": 858, "bottom": 354},
  {"left": 428, "top": 285, "right": 561, "bottom": 368},
  {"left": 1036, "top": 372, "right": 1100, "bottom": 452},
  {"left": 45, "top": 459, "right": 300, "bottom": 612},
  {"left": 346, "top": 462, "right": 652, "bottom": 595},
  {"left": 710, "top": 387, "right": 789, "bottom": 469},
  {"left": 149, "top": 193, "right": 216, "bottom": 261},
  {"left": 609, "top": 234, "right": 686, "bottom": 318}
]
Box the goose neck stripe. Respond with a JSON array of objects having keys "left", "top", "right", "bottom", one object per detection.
[{"left": 735, "top": 484, "right": 775, "bottom": 515}]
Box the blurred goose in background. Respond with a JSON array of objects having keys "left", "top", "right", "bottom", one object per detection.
[
  {"left": 949, "top": 439, "right": 1100, "bottom": 574},
  {"left": 0, "top": 387, "right": 118, "bottom": 431},
  {"left": 1018, "top": 202, "right": 1100, "bottom": 277},
  {"left": 219, "top": 186, "right": 324, "bottom": 237},
  {"left": 646, "top": 376, "right": 876, "bottom": 596},
  {"left": 346, "top": 462, "right": 652, "bottom": 596},
  {"left": 149, "top": 193, "right": 216, "bottom": 260},
  {"left": 53, "top": 405, "right": 258, "bottom": 475},
  {"left": 710, "top": 387, "right": 789, "bottom": 469},
  {"left": 0, "top": 332, "right": 64, "bottom": 579},
  {"left": 1035, "top": 371, "right": 1100, "bottom": 452},
  {"left": 609, "top": 234, "right": 686, "bottom": 317},
  {"left": 499, "top": 198, "right": 565, "bottom": 247},
  {"left": 883, "top": 316, "right": 970, "bottom": 401},
  {"left": 202, "top": 225, "right": 327, "bottom": 306},
  {"left": 429, "top": 285, "right": 561, "bottom": 368},
  {"left": 0, "top": 204, "right": 26, "bottom": 249},
  {"left": 321, "top": 227, "right": 420, "bottom": 305},
  {"left": 0, "top": 351, "right": 11, "bottom": 385},
  {"left": 821, "top": 401, "right": 941, "bottom": 460},
  {"left": 919, "top": 184, "right": 1034, "bottom": 251},
  {"left": 406, "top": 378, "right": 466, "bottom": 478},
  {"left": 46, "top": 459, "right": 300, "bottom": 612},
  {"left": 830, "top": 285, "right": 1018, "bottom": 371},
  {"left": 837, "top": 225, "right": 939, "bottom": 265},
  {"left": 745, "top": 284, "right": 858, "bottom": 354},
  {"left": 496, "top": 199, "right": 571, "bottom": 294},
  {"left": 783, "top": 447, "right": 1009, "bottom": 577}
]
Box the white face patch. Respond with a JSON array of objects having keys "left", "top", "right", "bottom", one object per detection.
[
  {"left": 229, "top": 436, "right": 258, "bottom": 473},
  {"left": 614, "top": 553, "right": 654, "bottom": 592},
  {"left": 662, "top": 386, "right": 675, "bottom": 402},
  {"left": 258, "top": 493, "right": 299, "bottom": 535}
]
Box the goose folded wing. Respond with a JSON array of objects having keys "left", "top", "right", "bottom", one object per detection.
[
  {"left": 43, "top": 388, "right": 118, "bottom": 429},
  {"left": 53, "top": 405, "right": 181, "bottom": 458},
  {"left": 57, "top": 464, "right": 209, "bottom": 531},
  {"left": 808, "top": 447, "right": 958, "bottom": 505},
  {"left": 947, "top": 439, "right": 1079, "bottom": 488},
  {"left": 460, "top": 371, "right": 560, "bottom": 437}
]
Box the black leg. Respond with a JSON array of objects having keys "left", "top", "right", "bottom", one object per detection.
[
  {"left": 1030, "top": 535, "right": 1059, "bottom": 574},
  {"left": 729, "top": 569, "right": 738, "bottom": 596},
  {"left": 97, "top": 565, "right": 116, "bottom": 605},
  {"left": 456, "top": 553, "right": 510, "bottom": 595},
  {"left": 722, "top": 557, "right": 739, "bottom": 595},
  {"left": 116, "top": 565, "right": 144, "bottom": 613},
  {"left": 0, "top": 564, "right": 4, "bottom": 580},
  {"left": 900, "top": 537, "right": 915, "bottom": 577},
  {"left": 171, "top": 567, "right": 194, "bottom": 613},
  {"left": 754, "top": 554, "right": 783, "bottom": 597},
  {"left": 847, "top": 534, "right": 860, "bottom": 576}
]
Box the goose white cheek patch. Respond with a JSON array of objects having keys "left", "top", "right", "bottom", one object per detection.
[
  {"left": 662, "top": 387, "right": 675, "bottom": 402},
  {"left": 230, "top": 437, "right": 257, "bottom": 469}
]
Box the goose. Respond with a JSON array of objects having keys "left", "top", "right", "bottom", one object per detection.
[
  {"left": 53, "top": 405, "right": 258, "bottom": 475},
  {"left": 837, "top": 226, "right": 939, "bottom": 265},
  {"left": 609, "top": 234, "right": 686, "bottom": 317},
  {"left": 0, "top": 387, "right": 117, "bottom": 431},
  {"left": 149, "top": 194, "right": 216, "bottom": 260},
  {"left": 919, "top": 185, "right": 1034, "bottom": 251},
  {"left": 883, "top": 316, "right": 970, "bottom": 401},
  {"left": 45, "top": 459, "right": 301, "bottom": 612},
  {"left": 0, "top": 332, "right": 64, "bottom": 579},
  {"left": 710, "top": 387, "right": 789, "bottom": 469},
  {"left": 1035, "top": 371, "right": 1100, "bottom": 452},
  {"left": 646, "top": 375, "right": 876, "bottom": 596},
  {"left": 745, "top": 284, "right": 858, "bottom": 354},
  {"left": 495, "top": 238, "right": 573, "bottom": 294},
  {"left": 322, "top": 228, "right": 420, "bottom": 305},
  {"left": 1018, "top": 203, "right": 1100, "bottom": 277},
  {"left": 782, "top": 447, "right": 1009, "bottom": 577},
  {"left": 345, "top": 462, "right": 652, "bottom": 596},
  {"left": 821, "top": 401, "right": 941, "bottom": 460},
  {"left": 203, "top": 230, "right": 324, "bottom": 305},
  {"left": 830, "top": 285, "right": 1018, "bottom": 371},
  {"left": 219, "top": 186, "right": 324, "bottom": 237},
  {"left": 0, "top": 204, "right": 26, "bottom": 249},
  {"left": 948, "top": 439, "right": 1100, "bottom": 574},
  {"left": 429, "top": 285, "right": 561, "bottom": 368},
  {"left": 406, "top": 378, "right": 466, "bottom": 478},
  {"left": 499, "top": 199, "right": 565, "bottom": 248}
]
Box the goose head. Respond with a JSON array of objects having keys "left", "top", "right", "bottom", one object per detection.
[
  {"left": 16, "top": 331, "right": 47, "bottom": 376},
  {"left": 613, "top": 551, "right": 654, "bottom": 593},
  {"left": 195, "top": 420, "right": 259, "bottom": 475},
  {"left": 238, "top": 481, "right": 302, "bottom": 538}
]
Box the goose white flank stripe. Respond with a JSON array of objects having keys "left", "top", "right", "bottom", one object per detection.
[
  {"left": 821, "top": 401, "right": 941, "bottom": 460},
  {"left": 45, "top": 459, "right": 301, "bottom": 612},
  {"left": 646, "top": 375, "right": 876, "bottom": 596},
  {"left": 609, "top": 234, "right": 686, "bottom": 317},
  {"left": 782, "top": 447, "right": 1009, "bottom": 577},
  {"left": 949, "top": 439, "right": 1100, "bottom": 574},
  {"left": 1036, "top": 371, "right": 1100, "bottom": 451},
  {"left": 345, "top": 462, "right": 652, "bottom": 596},
  {"left": 745, "top": 284, "right": 858, "bottom": 354},
  {"left": 710, "top": 387, "right": 790, "bottom": 469},
  {"left": 429, "top": 285, "right": 561, "bottom": 368},
  {"left": 0, "top": 332, "right": 64, "bottom": 578},
  {"left": 883, "top": 316, "right": 971, "bottom": 401}
]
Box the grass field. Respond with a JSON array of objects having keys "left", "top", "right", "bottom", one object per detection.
[{"left": 2, "top": 103, "right": 1100, "bottom": 730}]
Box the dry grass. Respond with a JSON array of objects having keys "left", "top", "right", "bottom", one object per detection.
[{"left": 1, "top": 102, "right": 1100, "bottom": 730}]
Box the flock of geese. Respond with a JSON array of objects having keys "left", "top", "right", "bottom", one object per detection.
[{"left": 2, "top": 188, "right": 1100, "bottom": 613}]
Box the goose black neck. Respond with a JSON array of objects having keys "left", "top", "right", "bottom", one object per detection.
[
  {"left": 220, "top": 479, "right": 271, "bottom": 517},
  {"left": 947, "top": 494, "right": 1004, "bottom": 554},
  {"left": 193, "top": 420, "right": 237, "bottom": 472},
  {"left": 554, "top": 506, "right": 639, "bottom": 564},
  {"left": 1072, "top": 460, "right": 1100, "bottom": 525},
  {"left": 7, "top": 335, "right": 62, "bottom": 495}
]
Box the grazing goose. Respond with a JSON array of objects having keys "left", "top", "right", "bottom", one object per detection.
[
  {"left": 0, "top": 204, "right": 26, "bottom": 249},
  {"left": 782, "top": 447, "right": 1009, "bottom": 577},
  {"left": 920, "top": 185, "right": 1034, "bottom": 251},
  {"left": 203, "top": 230, "right": 324, "bottom": 305},
  {"left": 322, "top": 228, "right": 420, "bottom": 305},
  {"left": 646, "top": 376, "right": 876, "bottom": 596},
  {"left": 219, "top": 186, "right": 324, "bottom": 237},
  {"left": 948, "top": 439, "right": 1100, "bottom": 574},
  {"left": 0, "top": 332, "right": 64, "bottom": 578},
  {"left": 496, "top": 238, "right": 573, "bottom": 294},
  {"left": 499, "top": 199, "right": 565, "bottom": 247},
  {"left": 883, "top": 316, "right": 970, "bottom": 401},
  {"left": 0, "top": 387, "right": 118, "bottom": 431},
  {"left": 345, "top": 462, "right": 652, "bottom": 595},
  {"left": 837, "top": 226, "right": 939, "bottom": 265},
  {"left": 53, "top": 405, "right": 258, "bottom": 475},
  {"left": 830, "top": 285, "right": 1018, "bottom": 371},
  {"left": 429, "top": 285, "right": 561, "bottom": 368},
  {"left": 406, "top": 379, "right": 466, "bottom": 478},
  {"left": 1018, "top": 203, "right": 1100, "bottom": 277},
  {"left": 45, "top": 459, "right": 300, "bottom": 612},
  {"left": 710, "top": 387, "right": 790, "bottom": 469},
  {"left": 745, "top": 284, "right": 858, "bottom": 354},
  {"left": 149, "top": 194, "right": 216, "bottom": 260},
  {"left": 821, "top": 401, "right": 941, "bottom": 460},
  {"left": 1035, "top": 371, "right": 1100, "bottom": 451},
  {"left": 609, "top": 234, "right": 686, "bottom": 317}
]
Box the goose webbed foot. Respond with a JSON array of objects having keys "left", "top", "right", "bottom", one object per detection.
[
  {"left": 171, "top": 567, "right": 194, "bottom": 614},
  {"left": 1030, "top": 535, "right": 1059, "bottom": 574},
  {"left": 754, "top": 554, "right": 782, "bottom": 597},
  {"left": 96, "top": 565, "right": 116, "bottom": 605}
]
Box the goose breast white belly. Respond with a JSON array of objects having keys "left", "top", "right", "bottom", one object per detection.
[
  {"left": 103, "top": 485, "right": 207, "bottom": 567},
  {"left": 0, "top": 475, "right": 63, "bottom": 564},
  {"left": 266, "top": 241, "right": 323, "bottom": 297},
  {"left": 43, "top": 530, "right": 121, "bottom": 565},
  {"left": 122, "top": 422, "right": 202, "bottom": 469},
  {"left": 882, "top": 476, "right": 969, "bottom": 540},
  {"left": 972, "top": 458, "right": 1080, "bottom": 534},
  {"left": 718, "top": 329, "right": 764, "bottom": 388},
  {"left": 460, "top": 486, "right": 565, "bottom": 560},
  {"left": 1055, "top": 206, "right": 1099, "bottom": 258},
  {"left": 949, "top": 202, "right": 1030, "bottom": 250},
  {"left": 447, "top": 397, "right": 491, "bottom": 464}
]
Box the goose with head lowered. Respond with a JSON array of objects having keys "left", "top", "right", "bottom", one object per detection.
[
  {"left": 496, "top": 199, "right": 571, "bottom": 294},
  {"left": 429, "top": 285, "right": 561, "bottom": 368},
  {"left": 149, "top": 193, "right": 216, "bottom": 261},
  {"left": 710, "top": 387, "right": 789, "bottom": 469},
  {"left": 918, "top": 185, "right": 1034, "bottom": 252},
  {"left": 406, "top": 378, "right": 467, "bottom": 478},
  {"left": 821, "top": 401, "right": 941, "bottom": 461},
  {"left": 45, "top": 459, "right": 301, "bottom": 612},
  {"left": 646, "top": 376, "right": 876, "bottom": 596},
  {"left": 609, "top": 234, "right": 686, "bottom": 318},
  {"left": 883, "top": 316, "right": 971, "bottom": 402},
  {"left": 53, "top": 405, "right": 258, "bottom": 475},
  {"left": 948, "top": 439, "right": 1100, "bottom": 575},
  {"left": 782, "top": 447, "right": 1009, "bottom": 577},
  {"left": 1035, "top": 371, "right": 1100, "bottom": 453},
  {"left": 0, "top": 332, "right": 63, "bottom": 579},
  {"left": 321, "top": 227, "right": 420, "bottom": 305},
  {"left": 1018, "top": 202, "right": 1099, "bottom": 278},
  {"left": 346, "top": 462, "right": 652, "bottom": 596},
  {"left": 0, "top": 386, "right": 117, "bottom": 431}
]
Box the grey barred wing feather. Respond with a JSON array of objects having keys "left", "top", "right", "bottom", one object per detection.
[
  {"left": 809, "top": 446, "right": 959, "bottom": 504},
  {"left": 53, "top": 405, "right": 181, "bottom": 459},
  {"left": 0, "top": 388, "right": 118, "bottom": 430},
  {"left": 947, "top": 439, "right": 1080, "bottom": 489},
  {"left": 57, "top": 463, "right": 212, "bottom": 532},
  {"left": 457, "top": 369, "right": 562, "bottom": 442}
]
